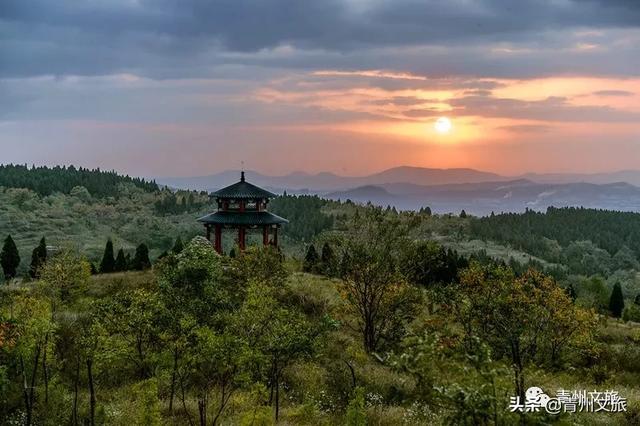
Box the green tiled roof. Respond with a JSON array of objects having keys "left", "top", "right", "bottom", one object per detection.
[
  {"left": 211, "top": 172, "right": 277, "bottom": 199},
  {"left": 197, "top": 211, "right": 288, "bottom": 226}
]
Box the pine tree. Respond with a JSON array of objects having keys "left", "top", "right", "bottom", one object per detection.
[
  {"left": 609, "top": 282, "right": 625, "bottom": 318},
  {"left": 132, "top": 243, "right": 151, "bottom": 270},
  {"left": 115, "top": 249, "right": 128, "bottom": 272},
  {"left": 0, "top": 235, "right": 20, "bottom": 281},
  {"left": 100, "top": 239, "right": 115, "bottom": 273},
  {"left": 321, "top": 242, "right": 335, "bottom": 276},
  {"left": 30, "top": 237, "right": 47, "bottom": 278},
  {"left": 303, "top": 244, "right": 319, "bottom": 273},
  {"left": 460, "top": 209, "right": 468, "bottom": 218},
  {"left": 172, "top": 237, "right": 184, "bottom": 254}
]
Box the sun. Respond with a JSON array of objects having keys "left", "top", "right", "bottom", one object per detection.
[{"left": 434, "top": 117, "right": 452, "bottom": 134}]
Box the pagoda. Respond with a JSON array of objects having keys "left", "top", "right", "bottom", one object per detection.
[{"left": 198, "top": 171, "right": 288, "bottom": 253}]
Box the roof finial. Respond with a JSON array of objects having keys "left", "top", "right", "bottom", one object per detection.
[{"left": 240, "top": 161, "right": 245, "bottom": 182}]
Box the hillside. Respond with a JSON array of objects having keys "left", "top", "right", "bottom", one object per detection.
[{"left": 0, "top": 164, "right": 158, "bottom": 197}]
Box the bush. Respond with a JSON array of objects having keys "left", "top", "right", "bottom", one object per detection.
[{"left": 345, "top": 387, "right": 367, "bottom": 426}]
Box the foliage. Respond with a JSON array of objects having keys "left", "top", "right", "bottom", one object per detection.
[
  {"left": 345, "top": 387, "right": 367, "bottom": 426},
  {"left": 0, "top": 235, "right": 20, "bottom": 281},
  {"left": 455, "top": 263, "right": 598, "bottom": 397},
  {"left": 400, "top": 240, "right": 467, "bottom": 287},
  {"left": 609, "top": 282, "right": 625, "bottom": 318},
  {"left": 39, "top": 246, "right": 91, "bottom": 305},
  {"left": 100, "top": 239, "right": 116, "bottom": 274},
  {"left": 470, "top": 207, "right": 640, "bottom": 276},
  {"left": 0, "top": 164, "right": 159, "bottom": 197},
  {"left": 29, "top": 237, "right": 47, "bottom": 279},
  {"left": 338, "top": 208, "right": 421, "bottom": 352},
  {"left": 270, "top": 194, "right": 334, "bottom": 242},
  {"left": 131, "top": 243, "right": 151, "bottom": 270},
  {"left": 114, "top": 248, "right": 128, "bottom": 272},
  {"left": 303, "top": 244, "right": 320, "bottom": 273}
]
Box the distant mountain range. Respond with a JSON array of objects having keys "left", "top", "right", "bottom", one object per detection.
[{"left": 158, "top": 166, "right": 640, "bottom": 215}]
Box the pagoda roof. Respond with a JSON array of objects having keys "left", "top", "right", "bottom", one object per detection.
[
  {"left": 197, "top": 211, "right": 289, "bottom": 226},
  {"left": 211, "top": 172, "right": 277, "bottom": 199}
]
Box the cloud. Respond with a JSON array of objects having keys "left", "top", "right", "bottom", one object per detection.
[
  {"left": 2, "top": 0, "right": 640, "bottom": 79},
  {"left": 592, "top": 89, "right": 635, "bottom": 96},
  {"left": 448, "top": 95, "right": 640, "bottom": 122}
]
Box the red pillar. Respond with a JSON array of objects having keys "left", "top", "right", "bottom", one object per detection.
[
  {"left": 273, "top": 226, "right": 278, "bottom": 247},
  {"left": 214, "top": 225, "right": 222, "bottom": 254},
  {"left": 263, "top": 226, "right": 269, "bottom": 246}
]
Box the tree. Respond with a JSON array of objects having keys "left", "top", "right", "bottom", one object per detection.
[
  {"left": 132, "top": 243, "right": 151, "bottom": 270},
  {"left": 609, "top": 282, "right": 625, "bottom": 318},
  {"left": 400, "top": 240, "right": 465, "bottom": 287},
  {"left": 345, "top": 387, "right": 367, "bottom": 426},
  {"left": 303, "top": 244, "right": 319, "bottom": 273},
  {"left": 39, "top": 247, "right": 91, "bottom": 306},
  {"left": 95, "top": 289, "right": 164, "bottom": 379},
  {"left": 567, "top": 283, "right": 577, "bottom": 302},
  {"left": 321, "top": 242, "right": 337, "bottom": 276},
  {"left": 1, "top": 235, "right": 20, "bottom": 280},
  {"left": 339, "top": 209, "right": 420, "bottom": 352},
  {"left": 234, "top": 282, "right": 327, "bottom": 420},
  {"left": 172, "top": 237, "right": 184, "bottom": 254},
  {"left": 456, "top": 263, "right": 597, "bottom": 399},
  {"left": 30, "top": 237, "right": 47, "bottom": 278},
  {"left": 460, "top": 209, "right": 468, "bottom": 218},
  {"left": 99, "top": 239, "right": 115, "bottom": 273},
  {"left": 9, "top": 295, "right": 55, "bottom": 425},
  {"left": 114, "top": 248, "right": 128, "bottom": 272}
]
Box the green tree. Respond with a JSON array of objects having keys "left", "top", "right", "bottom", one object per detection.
[
  {"left": 303, "top": 244, "right": 319, "bottom": 273},
  {"left": 132, "top": 243, "right": 151, "bottom": 270},
  {"left": 29, "top": 237, "right": 47, "bottom": 279},
  {"left": 133, "top": 380, "right": 162, "bottom": 426},
  {"left": 320, "top": 242, "right": 336, "bottom": 276},
  {"left": 234, "top": 282, "right": 327, "bottom": 420},
  {"left": 172, "top": 237, "right": 184, "bottom": 254},
  {"left": 460, "top": 209, "right": 468, "bottom": 218},
  {"left": 95, "top": 289, "right": 163, "bottom": 379},
  {"left": 9, "top": 295, "right": 55, "bottom": 425},
  {"left": 39, "top": 247, "right": 91, "bottom": 306},
  {"left": 99, "top": 238, "right": 115, "bottom": 273},
  {"left": 609, "top": 282, "right": 625, "bottom": 318},
  {"left": 0, "top": 235, "right": 20, "bottom": 280},
  {"left": 345, "top": 387, "right": 367, "bottom": 426},
  {"left": 114, "top": 248, "right": 128, "bottom": 272},
  {"left": 339, "top": 209, "right": 420, "bottom": 352}
]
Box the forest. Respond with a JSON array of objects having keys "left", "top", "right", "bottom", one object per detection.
[{"left": 1, "top": 167, "right": 640, "bottom": 425}]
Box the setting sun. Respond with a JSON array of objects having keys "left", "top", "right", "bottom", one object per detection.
[{"left": 435, "top": 117, "right": 452, "bottom": 134}]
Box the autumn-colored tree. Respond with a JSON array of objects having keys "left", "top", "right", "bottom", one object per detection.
[{"left": 456, "top": 263, "right": 597, "bottom": 399}]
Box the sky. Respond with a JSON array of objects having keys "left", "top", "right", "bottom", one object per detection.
[{"left": 1, "top": 0, "right": 640, "bottom": 177}]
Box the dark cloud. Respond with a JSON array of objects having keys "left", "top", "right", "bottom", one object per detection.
[{"left": 2, "top": 0, "right": 640, "bottom": 78}]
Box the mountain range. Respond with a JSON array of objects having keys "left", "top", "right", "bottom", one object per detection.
[{"left": 158, "top": 166, "right": 640, "bottom": 216}]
